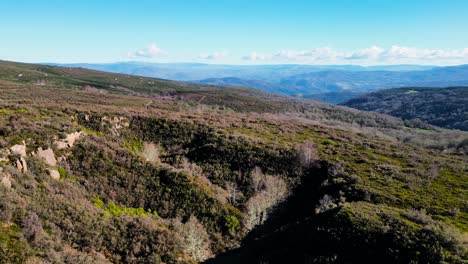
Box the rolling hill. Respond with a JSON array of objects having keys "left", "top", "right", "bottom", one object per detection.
[
  {"left": 0, "top": 60, "right": 467, "bottom": 263},
  {"left": 51, "top": 62, "right": 468, "bottom": 103},
  {"left": 342, "top": 87, "right": 468, "bottom": 131}
]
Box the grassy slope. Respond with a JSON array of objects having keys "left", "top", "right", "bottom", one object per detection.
[
  {"left": 0, "top": 60, "right": 291, "bottom": 113},
  {"left": 0, "top": 61, "right": 467, "bottom": 263}
]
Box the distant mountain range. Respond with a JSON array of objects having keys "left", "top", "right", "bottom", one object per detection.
[
  {"left": 342, "top": 87, "right": 468, "bottom": 131},
  {"left": 49, "top": 62, "right": 468, "bottom": 103}
]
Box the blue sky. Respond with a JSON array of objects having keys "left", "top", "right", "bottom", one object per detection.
[{"left": 1, "top": 0, "right": 468, "bottom": 65}]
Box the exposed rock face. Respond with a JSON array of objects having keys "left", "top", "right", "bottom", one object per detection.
[
  {"left": 54, "top": 131, "right": 83, "bottom": 150},
  {"left": 16, "top": 157, "right": 28, "bottom": 173},
  {"left": 65, "top": 131, "right": 82, "bottom": 147},
  {"left": 49, "top": 169, "right": 60, "bottom": 180},
  {"left": 10, "top": 143, "right": 26, "bottom": 157},
  {"left": 54, "top": 141, "right": 68, "bottom": 150},
  {"left": 36, "top": 148, "right": 57, "bottom": 167}
]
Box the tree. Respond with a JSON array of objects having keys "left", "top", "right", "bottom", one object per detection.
[
  {"left": 297, "top": 140, "right": 318, "bottom": 166},
  {"left": 244, "top": 172, "right": 288, "bottom": 231},
  {"left": 173, "top": 215, "right": 212, "bottom": 262},
  {"left": 225, "top": 181, "right": 242, "bottom": 205}
]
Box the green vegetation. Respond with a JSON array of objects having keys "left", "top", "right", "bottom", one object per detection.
[
  {"left": 104, "top": 201, "right": 158, "bottom": 218},
  {"left": 224, "top": 215, "right": 240, "bottom": 233},
  {"left": 123, "top": 138, "right": 143, "bottom": 154},
  {"left": 343, "top": 87, "right": 468, "bottom": 131},
  {"left": 0, "top": 60, "right": 466, "bottom": 263},
  {"left": 0, "top": 223, "right": 30, "bottom": 263},
  {"left": 55, "top": 166, "right": 67, "bottom": 179}
]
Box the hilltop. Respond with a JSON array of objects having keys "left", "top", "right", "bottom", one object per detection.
[
  {"left": 342, "top": 87, "right": 468, "bottom": 131},
  {"left": 0, "top": 61, "right": 467, "bottom": 263}
]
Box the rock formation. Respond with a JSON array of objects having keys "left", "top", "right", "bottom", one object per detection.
[
  {"left": 10, "top": 141, "right": 27, "bottom": 157},
  {"left": 36, "top": 148, "right": 57, "bottom": 167},
  {"left": 54, "top": 131, "right": 84, "bottom": 149},
  {"left": 49, "top": 169, "right": 60, "bottom": 180},
  {"left": 16, "top": 157, "right": 28, "bottom": 173}
]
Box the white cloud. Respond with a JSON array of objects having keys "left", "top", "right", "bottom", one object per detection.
[
  {"left": 346, "top": 46, "right": 385, "bottom": 60},
  {"left": 128, "top": 44, "right": 167, "bottom": 59},
  {"left": 382, "top": 46, "right": 468, "bottom": 60},
  {"left": 275, "top": 47, "right": 341, "bottom": 61},
  {"left": 242, "top": 52, "right": 273, "bottom": 61},
  {"left": 198, "top": 51, "right": 229, "bottom": 60},
  {"left": 241, "top": 46, "right": 468, "bottom": 64}
]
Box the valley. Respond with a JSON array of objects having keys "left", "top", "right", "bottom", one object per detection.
[{"left": 0, "top": 61, "right": 467, "bottom": 263}]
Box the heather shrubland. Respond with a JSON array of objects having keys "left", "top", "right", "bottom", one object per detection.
[{"left": 0, "top": 61, "right": 466, "bottom": 263}]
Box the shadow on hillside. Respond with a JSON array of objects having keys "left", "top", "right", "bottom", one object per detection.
[{"left": 205, "top": 161, "right": 341, "bottom": 264}]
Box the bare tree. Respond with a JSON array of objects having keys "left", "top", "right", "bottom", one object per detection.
[
  {"left": 315, "top": 194, "right": 337, "bottom": 214},
  {"left": 251, "top": 166, "right": 266, "bottom": 192},
  {"left": 173, "top": 215, "right": 212, "bottom": 262},
  {"left": 297, "top": 140, "right": 319, "bottom": 166},
  {"left": 225, "top": 181, "right": 242, "bottom": 205},
  {"left": 244, "top": 174, "right": 288, "bottom": 231}
]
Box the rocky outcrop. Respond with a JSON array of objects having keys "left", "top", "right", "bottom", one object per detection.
[
  {"left": 10, "top": 142, "right": 27, "bottom": 157},
  {"left": 54, "top": 141, "right": 68, "bottom": 150},
  {"left": 36, "top": 148, "right": 57, "bottom": 167},
  {"left": 49, "top": 169, "right": 60, "bottom": 180},
  {"left": 65, "top": 132, "right": 82, "bottom": 147},
  {"left": 54, "top": 131, "right": 83, "bottom": 150},
  {"left": 16, "top": 157, "right": 27, "bottom": 173}
]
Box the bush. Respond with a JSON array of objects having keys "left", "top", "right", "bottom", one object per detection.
[{"left": 225, "top": 215, "right": 240, "bottom": 233}]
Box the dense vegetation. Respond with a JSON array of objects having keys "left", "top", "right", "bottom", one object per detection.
[
  {"left": 0, "top": 61, "right": 467, "bottom": 263},
  {"left": 342, "top": 87, "right": 468, "bottom": 131}
]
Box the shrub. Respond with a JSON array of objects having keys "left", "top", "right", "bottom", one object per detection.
[
  {"left": 92, "top": 196, "right": 105, "bottom": 209},
  {"left": 225, "top": 215, "right": 240, "bottom": 233},
  {"left": 405, "top": 208, "right": 433, "bottom": 225},
  {"left": 56, "top": 166, "right": 66, "bottom": 179}
]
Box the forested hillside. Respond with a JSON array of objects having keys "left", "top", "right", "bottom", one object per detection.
[
  {"left": 0, "top": 61, "right": 467, "bottom": 263},
  {"left": 342, "top": 87, "right": 468, "bottom": 131}
]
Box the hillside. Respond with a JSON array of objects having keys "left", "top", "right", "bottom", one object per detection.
[
  {"left": 342, "top": 87, "right": 468, "bottom": 131},
  {"left": 53, "top": 63, "right": 437, "bottom": 82},
  {"left": 0, "top": 61, "right": 467, "bottom": 263},
  {"left": 54, "top": 62, "right": 468, "bottom": 103}
]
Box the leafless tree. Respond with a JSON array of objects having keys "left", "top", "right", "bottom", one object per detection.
[
  {"left": 297, "top": 140, "right": 319, "bottom": 166},
  {"left": 244, "top": 173, "right": 288, "bottom": 231},
  {"left": 173, "top": 215, "right": 212, "bottom": 262},
  {"left": 225, "top": 181, "right": 242, "bottom": 205},
  {"left": 315, "top": 194, "right": 337, "bottom": 214}
]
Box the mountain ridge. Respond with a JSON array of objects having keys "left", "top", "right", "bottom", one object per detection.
[{"left": 46, "top": 62, "right": 468, "bottom": 103}]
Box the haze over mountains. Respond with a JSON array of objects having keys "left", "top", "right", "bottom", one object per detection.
[{"left": 51, "top": 62, "right": 468, "bottom": 103}]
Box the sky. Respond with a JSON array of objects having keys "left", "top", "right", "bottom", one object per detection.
[{"left": 1, "top": 0, "right": 468, "bottom": 65}]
